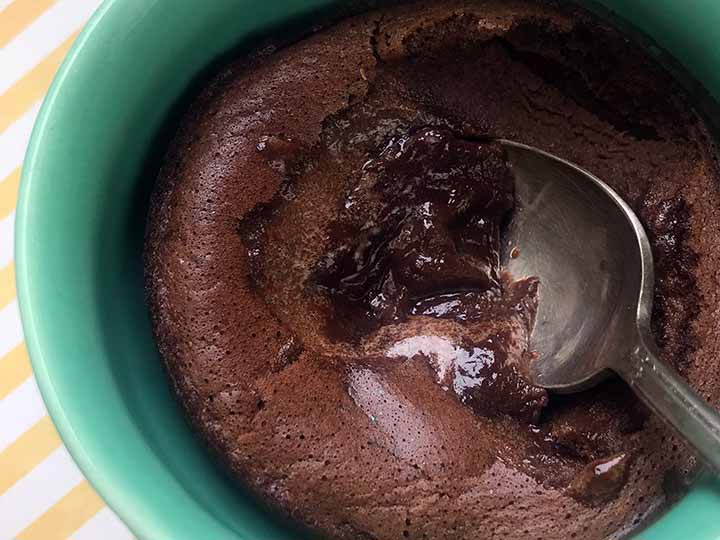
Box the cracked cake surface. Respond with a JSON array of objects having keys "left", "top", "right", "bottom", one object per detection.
[{"left": 144, "top": 1, "right": 720, "bottom": 538}]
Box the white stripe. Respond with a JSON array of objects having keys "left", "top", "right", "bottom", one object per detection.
[
  {"left": 0, "top": 300, "right": 24, "bottom": 359},
  {"left": 0, "top": 446, "right": 84, "bottom": 539},
  {"left": 0, "top": 0, "right": 101, "bottom": 96},
  {"left": 0, "top": 102, "right": 40, "bottom": 180},
  {"left": 72, "top": 506, "right": 135, "bottom": 540},
  {"left": 0, "top": 0, "right": 16, "bottom": 12},
  {"left": 0, "top": 212, "right": 15, "bottom": 269},
  {"left": 0, "top": 378, "right": 46, "bottom": 452}
]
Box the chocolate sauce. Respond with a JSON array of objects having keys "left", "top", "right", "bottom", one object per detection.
[{"left": 312, "top": 127, "right": 514, "bottom": 339}]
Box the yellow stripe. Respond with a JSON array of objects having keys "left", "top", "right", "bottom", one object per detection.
[
  {"left": 0, "top": 342, "right": 31, "bottom": 400},
  {"left": 16, "top": 481, "right": 105, "bottom": 540},
  {"left": 0, "top": 0, "right": 56, "bottom": 48},
  {"left": 0, "top": 262, "right": 15, "bottom": 309},
  {"left": 0, "top": 30, "right": 78, "bottom": 133},
  {"left": 0, "top": 167, "right": 21, "bottom": 219},
  {"left": 0, "top": 416, "right": 60, "bottom": 494}
]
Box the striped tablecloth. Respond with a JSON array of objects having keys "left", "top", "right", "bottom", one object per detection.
[{"left": 0, "top": 1, "right": 134, "bottom": 539}]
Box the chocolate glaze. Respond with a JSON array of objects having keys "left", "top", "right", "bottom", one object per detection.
[{"left": 145, "top": 1, "right": 720, "bottom": 539}]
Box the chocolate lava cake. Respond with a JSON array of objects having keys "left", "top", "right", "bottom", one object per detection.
[{"left": 144, "top": 1, "right": 720, "bottom": 538}]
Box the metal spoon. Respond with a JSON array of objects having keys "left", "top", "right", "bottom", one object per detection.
[{"left": 499, "top": 140, "right": 720, "bottom": 471}]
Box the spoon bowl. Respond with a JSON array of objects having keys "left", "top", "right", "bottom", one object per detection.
[
  {"left": 499, "top": 139, "right": 720, "bottom": 470},
  {"left": 499, "top": 140, "right": 653, "bottom": 392}
]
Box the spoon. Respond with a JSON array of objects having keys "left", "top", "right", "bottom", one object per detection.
[{"left": 499, "top": 139, "right": 720, "bottom": 471}]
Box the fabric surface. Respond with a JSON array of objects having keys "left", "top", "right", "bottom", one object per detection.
[{"left": 0, "top": 1, "right": 134, "bottom": 539}]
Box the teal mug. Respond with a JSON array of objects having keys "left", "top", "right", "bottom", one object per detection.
[{"left": 16, "top": 1, "right": 720, "bottom": 538}]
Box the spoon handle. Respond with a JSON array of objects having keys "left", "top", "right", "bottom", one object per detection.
[{"left": 617, "top": 341, "right": 720, "bottom": 472}]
